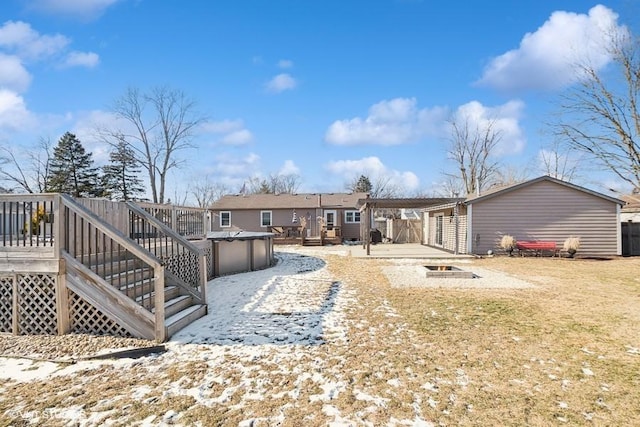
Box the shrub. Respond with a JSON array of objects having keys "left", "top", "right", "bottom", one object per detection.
[
  {"left": 500, "top": 234, "right": 517, "bottom": 250},
  {"left": 563, "top": 236, "right": 581, "bottom": 252}
]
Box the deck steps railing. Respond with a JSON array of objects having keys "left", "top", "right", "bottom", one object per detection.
[{"left": 0, "top": 194, "right": 209, "bottom": 341}]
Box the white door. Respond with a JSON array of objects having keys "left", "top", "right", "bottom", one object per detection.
[
  {"left": 435, "top": 214, "right": 444, "bottom": 246},
  {"left": 324, "top": 210, "right": 337, "bottom": 229}
]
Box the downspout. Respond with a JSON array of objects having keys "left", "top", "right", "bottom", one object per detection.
[
  {"left": 454, "top": 201, "right": 459, "bottom": 255},
  {"left": 466, "top": 204, "right": 473, "bottom": 254}
]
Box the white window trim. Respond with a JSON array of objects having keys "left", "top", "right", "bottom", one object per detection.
[
  {"left": 260, "top": 210, "right": 272, "bottom": 227},
  {"left": 220, "top": 211, "right": 231, "bottom": 228},
  {"left": 344, "top": 210, "right": 360, "bottom": 223},
  {"left": 435, "top": 213, "right": 444, "bottom": 246}
]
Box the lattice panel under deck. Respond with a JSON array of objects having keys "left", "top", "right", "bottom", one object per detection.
[
  {"left": 68, "top": 290, "right": 132, "bottom": 337},
  {"left": 17, "top": 274, "right": 57, "bottom": 335},
  {"left": 0, "top": 276, "right": 13, "bottom": 333},
  {"left": 164, "top": 251, "right": 202, "bottom": 289},
  {"left": 204, "top": 245, "right": 214, "bottom": 280}
]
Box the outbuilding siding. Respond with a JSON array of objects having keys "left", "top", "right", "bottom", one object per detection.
[{"left": 469, "top": 180, "right": 619, "bottom": 256}]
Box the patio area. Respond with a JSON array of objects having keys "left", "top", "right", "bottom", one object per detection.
[{"left": 301, "top": 242, "right": 473, "bottom": 260}]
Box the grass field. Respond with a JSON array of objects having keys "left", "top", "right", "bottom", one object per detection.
[
  {"left": 327, "top": 255, "right": 640, "bottom": 425},
  {"left": 1, "top": 252, "right": 639, "bottom": 426}
]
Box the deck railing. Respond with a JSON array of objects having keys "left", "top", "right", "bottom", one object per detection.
[
  {"left": 126, "top": 201, "right": 207, "bottom": 303},
  {"left": 0, "top": 194, "right": 56, "bottom": 248},
  {"left": 73, "top": 198, "right": 207, "bottom": 303},
  {"left": 137, "top": 201, "right": 209, "bottom": 239},
  {"left": 1, "top": 194, "right": 208, "bottom": 340},
  {"left": 60, "top": 194, "right": 164, "bottom": 313}
]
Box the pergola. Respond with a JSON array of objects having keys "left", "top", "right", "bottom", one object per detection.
[{"left": 356, "top": 197, "right": 459, "bottom": 255}]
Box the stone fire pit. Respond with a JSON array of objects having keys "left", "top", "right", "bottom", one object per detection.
[{"left": 424, "top": 265, "right": 476, "bottom": 279}]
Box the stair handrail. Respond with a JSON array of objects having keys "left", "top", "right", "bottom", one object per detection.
[
  {"left": 60, "top": 194, "right": 168, "bottom": 341},
  {"left": 60, "top": 194, "right": 164, "bottom": 270},
  {"left": 125, "top": 201, "right": 207, "bottom": 303}
]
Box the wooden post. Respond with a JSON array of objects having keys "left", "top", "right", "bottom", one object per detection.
[
  {"left": 56, "top": 259, "right": 70, "bottom": 334},
  {"left": 154, "top": 267, "right": 166, "bottom": 342},
  {"left": 366, "top": 202, "right": 372, "bottom": 256},
  {"left": 171, "top": 204, "right": 178, "bottom": 232},
  {"left": 199, "top": 251, "right": 208, "bottom": 308},
  {"left": 213, "top": 241, "right": 220, "bottom": 278},
  {"left": 54, "top": 194, "right": 70, "bottom": 334}
]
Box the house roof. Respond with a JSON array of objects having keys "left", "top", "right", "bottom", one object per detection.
[
  {"left": 210, "top": 192, "right": 368, "bottom": 210},
  {"left": 464, "top": 175, "right": 624, "bottom": 206},
  {"left": 621, "top": 193, "right": 640, "bottom": 212}
]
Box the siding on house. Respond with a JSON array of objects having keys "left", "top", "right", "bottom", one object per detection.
[
  {"left": 468, "top": 179, "right": 620, "bottom": 256},
  {"left": 424, "top": 204, "right": 468, "bottom": 253},
  {"left": 209, "top": 192, "right": 367, "bottom": 241}
]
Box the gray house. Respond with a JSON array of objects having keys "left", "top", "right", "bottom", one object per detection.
[
  {"left": 209, "top": 192, "right": 368, "bottom": 243},
  {"left": 423, "top": 176, "right": 624, "bottom": 257}
]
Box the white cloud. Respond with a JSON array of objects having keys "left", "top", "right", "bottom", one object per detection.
[
  {"left": 0, "top": 89, "right": 33, "bottom": 131},
  {"left": 325, "top": 97, "right": 448, "bottom": 146},
  {"left": 452, "top": 100, "right": 526, "bottom": 156},
  {"left": 326, "top": 157, "right": 387, "bottom": 176},
  {"left": 202, "top": 119, "right": 254, "bottom": 146},
  {"left": 220, "top": 129, "right": 254, "bottom": 146},
  {"left": 265, "top": 73, "right": 297, "bottom": 93},
  {"left": 279, "top": 160, "right": 300, "bottom": 175},
  {"left": 0, "top": 21, "right": 98, "bottom": 78},
  {"left": 0, "top": 21, "right": 69, "bottom": 61},
  {"left": 26, "top": 0, "right": 121, "bottom": 21},
  {"left": 0, "top": 53, "right": 31, "bottom": 93},
  {"left": 325, "top": 156, "right": 420, "bottom": 193},
  {"left": 203, "top": 119, "right": 244, "bottom": 134},
  {"left": 277, "top": 59, "right": 293, "bottom": 69},
  {"left": 212, "top": 152, "right": 261, "bottom": 177},
  {"left": 477, "top": 5, "right": 626, "bottom": 92},
  {"left": 61, "top": 51, "right": 99, "bottom": 68}
]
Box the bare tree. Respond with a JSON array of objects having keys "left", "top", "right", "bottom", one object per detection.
[
  {"left": 553, "top": 28, "right": 640, "bottom": 189},
  {"left": 345, "top": 173, "right": 402, "bottom": 198},
  {"left": 444, "top": 115, "right": 502, "bottom": 195},
  {"left": 493, "top": 164, "right": 531, "bottom": 187},
  {"left": 537, "top": 139, "right": 582, "bottom": 181},
  {"left": 432, "top": 175, "right": 465, "bottom": 197},
  {"left": 190, "top": 177, "right": 229, "bottom": 208},
  {"left": 242, "top": 173, "right": 302, "bottom": 194},
  {"left": 274, "top": 173, "right": 302, "bottom": 194},
  {"left": 103, "top": 86, "right": 206, "bottom": 204},
  {"left": 0, "top": 137, "right": 52, "bottom": 193}
]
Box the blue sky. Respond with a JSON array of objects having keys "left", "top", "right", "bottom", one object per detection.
[{"left": 0, "top": 0, "right": 637, "bottom": 202}]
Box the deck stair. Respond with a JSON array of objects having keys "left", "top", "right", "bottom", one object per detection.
[
  {"left": 87, "top": 249, "right": 207, "bottom": 337},
  {"left": 302, "top": 237, "right": 324, "bottom": 246},
  {"left": 60, "top": 195, "right": 209, "bottom": 341},
  {"left": 0, "top": 194, "right": 220, "bottom": 343}
]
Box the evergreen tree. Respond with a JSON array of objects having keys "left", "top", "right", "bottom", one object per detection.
[
  {"left": 353, "top": 175, "right": 373, "bottom": 193},
  {"left": 47, "top": 132, "right": 101, "bottom": 197},
  {"left": 102, "top": 137, "right": 146, "bottom": 201}
]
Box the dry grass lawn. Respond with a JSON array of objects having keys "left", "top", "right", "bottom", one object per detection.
[
  {"left": 0, "top": 253, "right": 639, "bottom": 426},
  {"left": 329, "top": 255, "right": 640, "bottom": 425}
]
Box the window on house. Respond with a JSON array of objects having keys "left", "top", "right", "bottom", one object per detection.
[
  {"left": 345, "top": 210, "right": 361, "bottom": 223},
  {"left": 220, "top": 211, "right": 231, "bottom": 228},
  {"left": 260, "top": 211, "right": 272, "bottom": 227}
]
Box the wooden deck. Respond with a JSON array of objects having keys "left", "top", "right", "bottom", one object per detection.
[
  {"left": 270, "top": 225, "right": 343, "bottom": 246},
  {"left": 0, "top": 195, "right": 210, "bottom": 342}
]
